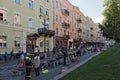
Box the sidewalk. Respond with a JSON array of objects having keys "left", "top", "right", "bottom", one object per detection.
[
  {"left": 0, "top": 52, "right": 100, "bottom": 80},
  {"left": 36, "top": 52, "right": 100, "bottom": 80},
  {"left": 52, "top": 52, "right": 100, "bottom": 80}
]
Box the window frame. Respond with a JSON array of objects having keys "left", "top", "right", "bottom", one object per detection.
[
  {"left": 40, "top": 5, "right": 44, "bottom": 13},
  {"left": 0, "top": 35, "right": 7, "bottom": 48},
  {"left": 29, "top": 18, "right": 34, "bottom": 28},
  {"left": 0, "top": 9, "right": 7, "bottom": 22},
  {"left": 14, "top": 37, "right": 21, "bottom": 48},
  {"left": 29, "top": 0, "right": 34, "bottom": 9}
]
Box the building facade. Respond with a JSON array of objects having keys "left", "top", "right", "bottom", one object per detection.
[
  {"left": 53, "top": 0, "right": 73, "bottom": 49},
  {"left": 53, "top": 0, "right": 103, "bottom": 49},
  {"left": 0, "top": 0, "right": 54, "bottom": 54}
]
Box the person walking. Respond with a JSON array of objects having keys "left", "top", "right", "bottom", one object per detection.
[
  {"left": 4, "top": 51, "right": 8, "bottom": 62},
  {"left": 17, "top": 51, "right": 25, "bottom": 68},
  {"left": 62, "top": 46, "right": 67, "bottom": 66},
  {"left": 25, "top": 53, "right": 33, "bottom": 80},
  {"left": 33, "top": 53, "right": 40, "bottom": 77},
  {"left": 53, "top": 47, "right": 56, "bottom": 55},
  {"left": 9, "top": 49, "right": 15, "bottom": 60}
]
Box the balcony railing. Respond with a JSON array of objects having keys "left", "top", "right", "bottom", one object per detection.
[
  {"left": 62, "top": 22, "right": 70, "bottom": 29},
  {"left": 38, "top": 28, "right": 55, "bottom": 37},
  {"left": 76, "top": 18, "right": 82, "bottom": 23},
  {"left": 61, "top": 9, "right": 69, "bottom": 16},
  {"left": 63, "top": 34, "right": 70, "bottom": 40},
  {"left": 76, "top": 28, "right": 82, "bottom": 33}
]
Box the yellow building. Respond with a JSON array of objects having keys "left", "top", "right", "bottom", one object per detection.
[{"left": 0, "top": 0, "right": 54, "bottom": 54}]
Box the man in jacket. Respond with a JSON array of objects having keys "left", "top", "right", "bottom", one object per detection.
[
  {"left": 25, "top": 53, "right": 32, "bottom": 80},
  {"left": 33, "top": 53, "right": 40, "bottom": 77}
]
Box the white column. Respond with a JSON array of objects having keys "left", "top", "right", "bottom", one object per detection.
[{"left": 23, "top": 32, "right": 26, "bottom": 53}]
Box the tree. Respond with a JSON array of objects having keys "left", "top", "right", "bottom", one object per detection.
[{"left": 100, "top": 0, "right": 120, "bottom": 43}]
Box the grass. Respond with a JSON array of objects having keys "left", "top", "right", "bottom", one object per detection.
[{"left": 59, "top": 44, "right": 120, "bottom": 80}]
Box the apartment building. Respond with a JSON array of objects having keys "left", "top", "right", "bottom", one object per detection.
[
  {"left": 72, "top": 6, "right": 82, "bottom": 47},
  {"left": 53, "top": 0, "right": 73, "bottom": 49},
  {"left": 53, "top": 0, "right": 103, "bottom": 49},
  {"left": 0, "top": 0, "right": 54, "bottom": 54}
]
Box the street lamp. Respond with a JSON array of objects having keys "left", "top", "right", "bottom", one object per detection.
[{"left": 39, "top": 13, "right": 48, "bottom": 58}]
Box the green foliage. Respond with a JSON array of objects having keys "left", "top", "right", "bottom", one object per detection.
[
  {"left": 100, "top": 0, "right": 120, "bottom": 42},
  {"left": 59, "top": 44, "right": 120, "bottom": 80}
]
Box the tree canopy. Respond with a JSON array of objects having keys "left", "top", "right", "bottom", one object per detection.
[{"left": 100, "top": 0, "right": 120, "bottom": 43}]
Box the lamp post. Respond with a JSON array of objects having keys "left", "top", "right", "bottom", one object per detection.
[{"left": 39, "top": 13, "right": 48, "bottom": 58}]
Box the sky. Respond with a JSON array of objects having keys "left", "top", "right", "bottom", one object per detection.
[{"left": 68, "top": 0, "right": 104, "bottom": 23}]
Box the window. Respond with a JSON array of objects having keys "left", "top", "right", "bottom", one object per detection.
[
  {"left": 0, "top": 9, "right": 7, "bottom": 21},
  {"left": 46, "top": 9, "right": 49, "bottom": 17},
  {"left": 56, "top": 1, "right": 58, "bottom": 8},
  {"left": 29, "top": 18, "right": 34, "bottom": 27},
  {"left": 56, "top": 28, "right": 58, "bottom": 34},
  {"left": 46, "top": 24, "right": 49, "bottom": 29},
  {"left": 46, "top": 0, "right": 49, "bottom": 2},
  {"left": 40, "top": 40, "right": 43, "bottom": 47},
  {"left": 0, "top": 13, "right": 3, "bottom": 21},
  {"left": 14, "top": 13, "right": 21, "bottom": 25},
  {"left": 0, "top": 36, "right": 7, "bottom": 48},
  {"left": 29, "top": 0, "right": 34, "bottom": 9},
  {"left": 40, "top": 21, "right": 44, "bottom": 28},
  {"left": 46, "top": 40, "right": 49, "bottom": 48},
  {"left": 56, "top": 15, "right": 58, "bottom": 22},
  {"left": 14, "top": 0, "right": 21, "bottom": 4},
  {"left": 40, "top": 5, "right": 44, "bottom": 13},
  {"left": 14, "top": 37, "right": 20, "bottom": 48}
]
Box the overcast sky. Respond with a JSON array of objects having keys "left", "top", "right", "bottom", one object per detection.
[{"left": 68, "top": 0, "right": 104, "bottom": 23}]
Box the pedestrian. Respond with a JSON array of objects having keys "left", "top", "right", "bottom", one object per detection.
[
  {"left": 33, "top": 53, "right": 40, "bottom": 77},
  {"left": 25, "top": 53, "right": 33, "bottom": 80},
  {"left": 4, "top": 51, "right": 8, "bottom": 62},
  {"left": 9, "top": 49, "right": 15, "bottom": 60},
  {"left": 53, "top": 47, "right": 56, "bottom": 55},
  {"left": 17, "top": 51, "right": 25, "bottom": 68},
  {"left": 0, "top": 52, "right": 2, "bottom": 61},
  {"left": 18, "top": 51, "right": 21, "bottom": 58},
  {"left": 47, "top": 48, "right": 50, "bottom": 58},
  {"left": 62, "top": 46, "right": 67, "bottom": 66}
]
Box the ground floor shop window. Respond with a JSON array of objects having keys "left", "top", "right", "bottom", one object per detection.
[{"left": 0, "top": 36, "right": 7, "bottom": 48}]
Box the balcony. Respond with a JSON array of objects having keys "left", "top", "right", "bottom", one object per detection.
[
  {"left": 62, "top": 22, "right": 70, "bottom": 29},
  {"left": 63, "top": 34, "right": 70, "bottom": 40},
  {"left": 76, "top": 18, "right": 82, "bottom": 23},
  {"left": 61, "top": 9, "right": 69, "bottom": 16},
  {"left": 76, "top": 28, "right": 82, "bottom": 33},
  {"left": 38, "top": 28, "right": 55, "bottom": 37}
]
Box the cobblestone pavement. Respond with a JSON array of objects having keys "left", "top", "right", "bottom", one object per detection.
[{"left": 0, "top": 52, "right": 100, "bottom": 80}]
